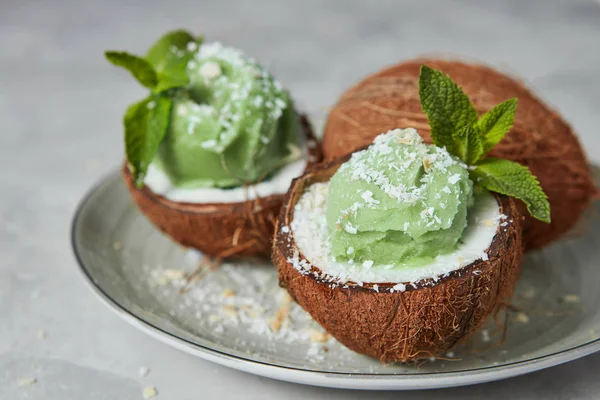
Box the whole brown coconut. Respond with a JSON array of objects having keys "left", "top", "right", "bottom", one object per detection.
[
  {"left": 123, "top": 115, "right": 322, "bottom": 258},
  {"left": 322, "top": 58, "right": 597, "bottom": 249},
  {"left": 273, "top": 156, "right": 523, "bottom": 363}
]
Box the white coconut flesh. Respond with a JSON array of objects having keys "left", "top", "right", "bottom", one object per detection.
[
  {"left": 289, "top": 182, "right": 508, "bottom": 289},
  {"left": 143, "top": 156, "right": 307, "bottom": 203}
]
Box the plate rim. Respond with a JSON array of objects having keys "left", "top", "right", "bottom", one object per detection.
[{"left": 70, "top": 169, "right": 600, "bottom": 390}]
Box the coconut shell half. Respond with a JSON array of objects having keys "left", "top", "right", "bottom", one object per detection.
[
  {"left": 123, "top": 115, "right": 322, "bottom": 258},
  {"left": 273, "top": 157, "right": 523, "bottom": 363},
  {"left": 322, "top": 58, "right": 597, "bottom": 249}
]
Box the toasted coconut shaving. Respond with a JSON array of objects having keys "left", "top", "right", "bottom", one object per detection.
[{"left": 270, "top": 294, "right": 292, "bottom": 332}]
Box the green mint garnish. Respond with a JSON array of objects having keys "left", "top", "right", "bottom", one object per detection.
[
  {"left": 124, "top": 96, "right": 173, "bottom": 187},
  {"left": 105, "top": 51, "right": 158, "bottom": 89},
  {"left": 105, "top": 29, "right": 201, "bottom": 187},
  {"left": 145, "top": 30, "right": 199, "bottom": 86},
  {"left": 471, "top": 158, "right": 551, "bottom": 223},
  {"left": 418, "top": 65, "right": 550, "bottom": 223},
  {"left": 476, "top": 98, "right": 518, "bottom": 154},
  {"left": 418, "top": 65, "right": 478, "bottom": 154},
  {"left": 452, "top": 125, "right": 483, "bottom": 165}
]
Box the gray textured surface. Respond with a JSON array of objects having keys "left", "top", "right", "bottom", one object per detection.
[{"left": 1, "top": 0, "right": 600, "bottom": 398}]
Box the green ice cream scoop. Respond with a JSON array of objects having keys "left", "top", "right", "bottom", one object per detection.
[
  {"left": 152, "top": 42, "right": 299, "bottom": 188},
  {"left": 326, "top": 128, "right": 473, "bottom": 266}
]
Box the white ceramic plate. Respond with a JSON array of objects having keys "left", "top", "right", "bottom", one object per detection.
[{"left": 71, "top": 165, "right": 600, "bottom": 390}]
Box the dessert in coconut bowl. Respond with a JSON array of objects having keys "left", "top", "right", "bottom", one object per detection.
[
  {"left": 274, "top": 66, "right": 550, "bottom": 362},
  {"left": 105, "top": 30, "right": 321, "bottom": 258},
  {"left": 322, "top": 58, "right": 597, "bottom": 250}
]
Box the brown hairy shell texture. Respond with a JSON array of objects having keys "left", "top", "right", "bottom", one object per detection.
[
  {"left": 123, "top": 115, "right": 322, "bottom": 258},
  {"left": 322, "top": 58, "right": 597, "bottom": 249},
  {"left": 273, "top": 157, "right": 523, "bottom": 362}
]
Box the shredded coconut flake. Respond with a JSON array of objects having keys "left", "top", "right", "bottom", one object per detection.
[
  {"left": 143, "top": 386, "right": 157, "bottom": 399},
  {"left": 199, "top": 61, "right": 222, "bottom": 79},
  {"left": 392, "top": 283, "right": 407, "bottom": 292},
  {"left": 448, "top": 174, "right": 461, "bottom": 184},
  {"left": 344, "top": 223, "right": 358, "bottom": 234},
  {"left": 19, "top": 378, "right": 37, "bottom": 386}
]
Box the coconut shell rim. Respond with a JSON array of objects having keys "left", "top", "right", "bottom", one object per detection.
[{"left": 274, "top": 154, "right": 521, "bottom": 293}]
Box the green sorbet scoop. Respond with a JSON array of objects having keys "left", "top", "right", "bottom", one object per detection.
[
  {"left": 326, "top": 128, "right": 473, "bottom": 266},
  {"left": 153, "top": 42, "right": 299, "bottom": 188}
]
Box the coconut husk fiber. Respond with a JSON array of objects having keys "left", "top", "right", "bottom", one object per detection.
[
  {"left": 123, "top": 115, "right": 322, "bottom": 259},
  {"left": 322, "top": 58, "right": 597, "bottom": 250},
  {"left": 273, "top": 156, "right": 523, "bottom": 363}
]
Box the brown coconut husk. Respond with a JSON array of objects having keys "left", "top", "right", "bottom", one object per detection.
[
  {"left": 322, "top": 58, "right": 597, "bottom": 250},
  {"left": 123, "top": 115, "right": 322, "bottom": 258},
  {"left": 273, "top": 156, "right": 523, "bottom": 363}
]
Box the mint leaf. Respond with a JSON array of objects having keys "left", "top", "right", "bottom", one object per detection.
[
  {"left": 477, "top": 98, "right": 518, "bottom": 154},
  {"left": 124, "top": 96, "right": 173, "bottom": 187},
  {"left": 470, "top": 158, "right": 551, "bottom": 223},
  {"left": 417, "top": 64, "right": 549, "bottom": 221},
  {"left": 105, "top": 51, "right": 158, "bottom": 89},
  {"left": 453, "top": 125, "right": 484, "bottom": 164},
  {"left": 418, "top": 65, "right": 478, "bottom": 154},
  {"left": 154, "top": 75, "right": 191, "bottom": 93},
  {"left": 145, "top": 30, "right": 198, "bottom": 89},
  {"left": 146, "top": 29, "right": 197, "bottom": 67}
]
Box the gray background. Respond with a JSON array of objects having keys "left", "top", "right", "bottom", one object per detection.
[{"left": 1, "top": 0, "right": 600, "bottom": 398}]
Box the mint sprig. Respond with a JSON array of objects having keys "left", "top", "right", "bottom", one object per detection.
[
  {"left": 471, "top": 158, "right": 550, "bottom": 223},
  {"left": 146, "top": 30, "right": 198, "bottom": 86},
  {"left": 105, "top": 52, "right": 158, "bottom": 89},
  {"left": 418, "top": 65, "right": 550, "bottom": 223},
  {"left": 477, "top": 98, "right": 518, "bottom": 154},
  {"left": 124, "top": 96, "right": 173, "bottom": 187},
  {"left": 105, "top": 30, "right": 200, "bottom": 187},
  {"left": 452, "top": 125, "right": 483, "bottom": 165},
  {"left": 418, "top": 65, "right": 478, "bottom": 154}
]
